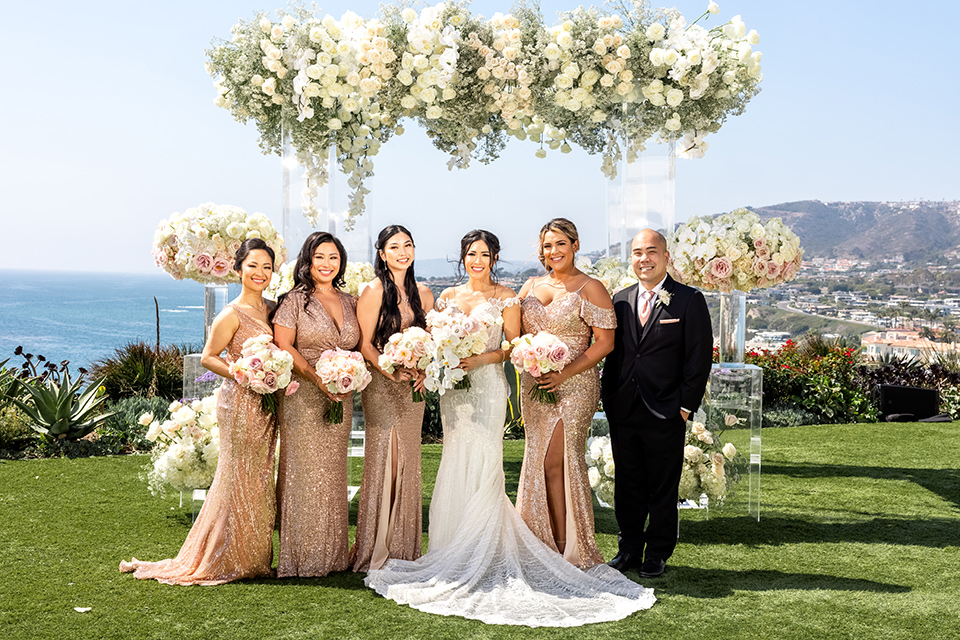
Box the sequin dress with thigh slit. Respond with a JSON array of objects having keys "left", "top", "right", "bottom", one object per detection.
[
  {"left": 351, "top": 304, "right": 427, "bottom": 572},
  {"left": 120, "top": 305, "right": 278, "bottom": 585},
  {"left": 516, "top": 288, "right": 617, "bottom": 569},
  {"left": 273, "top": 290, "right": 360, "bottom": 577}
]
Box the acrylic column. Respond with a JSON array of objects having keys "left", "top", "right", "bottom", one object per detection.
[
  {"left": 282, "top": 133, "right": 369, "bottom": 499},
  {"left": 708, "top": 289, "right": 763, "bottom": 520},
  {"left": 605, "top": 137, "right": 675, "bottom": 261}
]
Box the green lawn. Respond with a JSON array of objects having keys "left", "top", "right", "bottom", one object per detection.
[{"left": 1, "top": 423, "right": 958, "bottom": 639}]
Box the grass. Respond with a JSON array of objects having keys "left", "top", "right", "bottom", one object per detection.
[{"left": 1, "top": 422, "right": 958, "bottom": 640}]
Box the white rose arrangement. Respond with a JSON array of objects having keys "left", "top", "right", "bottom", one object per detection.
[
  {"left": 207, "top": 1, "right": 763, "bottom": 226},
  {"left": 152, "top": 203, "right": 287, "bottom": 284},
  {"left": 585, "top": 435, "right": 616, "bottom": 507},
  {"left": 141, "top": 395, "right": 221, "bottom": 495},
  {"left": 679, "top": 419, "right": 745, "bottom": 503},
  {"left": 424, "top": 303, "right": 503, "bottom": 394},
  {"left": 668, "top": 207, "right": 804, "bottom": 293},
  {"left": 577, "top": 256, "right": 638, "bottom": 295}
]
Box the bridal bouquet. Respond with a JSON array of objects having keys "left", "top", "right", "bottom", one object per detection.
[
  {"left": 668, "top": 208, "right": 804, "bottom": 293},
  {"left": 679, "top": 419, "right": 745, "bottom": 503},
  {"left": 142, "top": 395, "right": 220, "bottom": 495},
  {"left": 314, "top": 348, "right": 373, "bottom": 423},
  {"left": 585, "top": 435, "right": 616, "bottom": 507},
  {"left": 507, "top": 332, "right": 569, "bottom": 404},
  {"left": 378, "top": 326, "right": 435, "bottom": 402},
  {"left": 228, "top": 334, "right": 299, "bottom": 413},
  {"left": 151, "top": 203, "right": 287, "bottom": 284},
  {"left": 425, "top": 305, "right": 502, "bottom": 394}
]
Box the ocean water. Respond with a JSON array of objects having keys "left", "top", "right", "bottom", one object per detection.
[{"left": 0, "top": 269, "right": 239, "bottom": 370}]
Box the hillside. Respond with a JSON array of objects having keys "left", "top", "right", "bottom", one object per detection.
[{"left": 747, "top": 200, "right": 960, "bottom": 262}]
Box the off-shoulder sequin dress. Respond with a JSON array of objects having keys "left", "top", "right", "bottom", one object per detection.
[
  {"left": 517, "top": 287, "right": 617, "bottom": 569},
  {"left": 351, "top": 304, "right": 426, "bottom": 572},
  {"left": 274, "top": 290, "right": 360, "bottom": 577},
  {"left": 120, "top": 305, "right": 278, "bottom": 585}
]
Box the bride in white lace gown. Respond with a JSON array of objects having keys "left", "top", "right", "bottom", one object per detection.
[{"left": 364, "top": 231, "right": 655, "bottom": 627}]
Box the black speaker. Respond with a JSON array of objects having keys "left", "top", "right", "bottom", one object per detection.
[{"left": 878, "top": 384, "right": 939, "bottom": 421}]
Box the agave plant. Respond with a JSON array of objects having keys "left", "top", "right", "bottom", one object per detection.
[{"left": 9, "top": 369, "right": 114, "bottom": 441}]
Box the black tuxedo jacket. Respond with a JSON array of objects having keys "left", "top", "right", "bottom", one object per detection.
[{"left": 600, "top": 275, "right": 713, "bottom": 422}]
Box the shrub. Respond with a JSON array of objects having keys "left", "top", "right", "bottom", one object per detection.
[
  {"left": 762, "top": 404, "right": 821, "bottom": 428},
  {"left": 0, "top": 405, "right": 35, "bottom": 454},
  {"left": 91, "top": 342, "right": 199, "bottom": 402},
  {"left": 745, "top": 337, "right": 877, "bottom": 424},
  {"left": 94, "top": 396, "right": 172, "bottom": 454}
]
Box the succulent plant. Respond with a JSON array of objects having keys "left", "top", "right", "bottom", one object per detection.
[{"left": 9, "top": 369, "right": 114, "bottom": 441}]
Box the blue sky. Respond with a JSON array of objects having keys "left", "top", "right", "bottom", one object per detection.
[{"left": 1, "top": 0, "right": 956, "bottom": 274}]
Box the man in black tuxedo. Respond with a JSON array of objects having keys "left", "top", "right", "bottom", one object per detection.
[{"left": 600, "top": 229, "right": 713, "bottom": 578}]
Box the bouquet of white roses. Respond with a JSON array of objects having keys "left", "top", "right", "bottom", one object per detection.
[
  {"left": 141, "top": 395, "right": 221, "bottom": 495},
  {"left": 425, "top": 304, "right": 502, "bottom": 394},
  {"left": 507, "top": 331, "right": 569, "bottom": 404},
  {"left": 668, "top": 208, "right": 804, "bottom": 293},
  {"left": 378, "top": 326, "right": 436, "bottom": 402},
  {"left": 679, "top": 419, "right": 744, "bottom": 503},
  {"left": 585, "top": 435, "right": 616, "bottom": 507},
  {"left": 151, "top": 203, "right": 287, "bottom": 284},
  {"left": 228, "top": 334, "right": 299, "bottom": 413},
  {"left": 314, "top": 348, "right": 373, "bottom": 423}
]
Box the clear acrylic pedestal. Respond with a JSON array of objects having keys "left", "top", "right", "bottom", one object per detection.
[{"left": 707, "top": 363, "right": 763, "bottom": 521}]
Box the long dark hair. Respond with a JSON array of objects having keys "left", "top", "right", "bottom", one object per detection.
[
  {"left": 233, "top": 238, "right": 275, "bottom": 272},
  {"left": 277, "top": 232, "right": 348, "bottom": 316},
  {"left": 373, "top": 225, "right": 426, "bottom": 350},
  {"left": 455, "top": 229, "right": 500, "bottom": 284}
]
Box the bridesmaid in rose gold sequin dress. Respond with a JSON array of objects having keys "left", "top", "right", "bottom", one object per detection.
[
  {"left": 351, "top": 225, "right": 434, "bottom": 572},
  {"left": 516, "top": 219, "right": 616, "bottom": 569},
  {"left": 273, "top": 232, "right": 361, "bottom": 577},
  {"left": 120, "top": 239, "right": 279, "bottom": 585}
]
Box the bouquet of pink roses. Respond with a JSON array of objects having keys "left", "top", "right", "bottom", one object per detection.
[
  {"left": 315, "top": 348, "right": 373, "bottom": 423},
  {"left": 228, "top": 334, "right": 299, "bottom": 414},
  {"left": 378, "top": 326, "right": 435, "bottom": 402},
  {"left": 507, "top": 331, "right": 569, "bottom": 404}
]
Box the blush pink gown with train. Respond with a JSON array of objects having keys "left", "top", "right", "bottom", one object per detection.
[{"left": 120, "top": 305, "right": 278, "bottom": 585}]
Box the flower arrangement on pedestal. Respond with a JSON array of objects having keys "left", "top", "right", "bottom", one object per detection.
[
  {"left": 151, "top": 203, "right": 287, "bottom": 284},
  {"left": 585, "top": 435, "right": 616, "bottom": 506},
  {"left": 577, "top": 256, "right": 638, "bottom": 296},
  {"left": 206, "top": 1, "right": 763, "bottom": 229},
  {"left": 679, "top": 418, "right": 745, "bottom": 504},
  {"left": 667, "top": 208, "right": 804, "bottom": 293},
  {"left": 141, "top": 395, "right": 221, "bottom": 495}
]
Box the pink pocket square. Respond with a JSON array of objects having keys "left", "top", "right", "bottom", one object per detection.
[{"left": 659, "top": 318, "right": 680, "bottom": 324}]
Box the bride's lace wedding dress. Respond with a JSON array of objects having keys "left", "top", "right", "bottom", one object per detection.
[{"left": 364, "top": 299, "right": 655, "bottom": 627}]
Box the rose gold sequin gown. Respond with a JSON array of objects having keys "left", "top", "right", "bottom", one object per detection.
[
  {"left": 274, "top": 290, "right": 360, "bottom": 577},
  {"left": 351, "top": 304, "right": 426, "bottom": 572},
  {"left": 120, "top": 305, "right": 278, "bottom": 585},
  {"left": 517, "top": 288, "right": 617, "bottom": 569}
]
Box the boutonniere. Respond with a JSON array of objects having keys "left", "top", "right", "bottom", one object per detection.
[{"left": 656, "top": 289, "right": 672, "bottom": 308}]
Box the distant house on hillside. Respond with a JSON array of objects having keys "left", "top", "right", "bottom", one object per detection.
[{"left": 861, "top": 329, "right": 960, "bottom": 362}]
